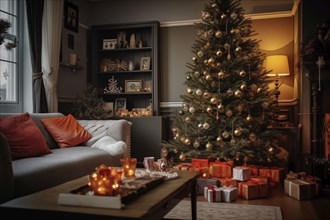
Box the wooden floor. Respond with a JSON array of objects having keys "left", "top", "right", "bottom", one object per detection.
[{"left": 195, "top": 185, "right": 330, "bottom": 220}]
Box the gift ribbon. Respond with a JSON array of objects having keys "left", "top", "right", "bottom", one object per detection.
[{"left": 207, "top": 185, "right": 217, "bottom": 202}]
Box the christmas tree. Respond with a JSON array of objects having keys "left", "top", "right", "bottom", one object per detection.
[{"left": 161, "top": 0, "right": 286, "bottom": 166}]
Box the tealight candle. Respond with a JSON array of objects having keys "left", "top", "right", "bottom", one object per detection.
[{"left": 121, "top": 157, "right": 137, "bottom": 179}]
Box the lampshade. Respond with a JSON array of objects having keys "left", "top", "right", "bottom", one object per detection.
[{"left": 264, "top": 55, "right": 290, "bottom": 77}]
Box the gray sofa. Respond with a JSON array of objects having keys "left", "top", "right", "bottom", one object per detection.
[{"left": 0, "top": 112, "right": 132, "bottom": 203}]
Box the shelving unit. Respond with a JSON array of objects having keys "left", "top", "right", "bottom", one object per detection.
[{"left": 89, "top": 21, "right": 159, "bottom": 116}]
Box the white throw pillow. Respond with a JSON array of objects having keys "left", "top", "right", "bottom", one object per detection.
[{"left": 90, "top": 136, "right": 127, "bottom": 156}]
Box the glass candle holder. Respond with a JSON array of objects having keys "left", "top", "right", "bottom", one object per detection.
[
  {"left": 121, "top": 157, "right": 137, "bottom": 179},
  {"left": 88, "top": 165, "right": 122, "bottom": 196}
]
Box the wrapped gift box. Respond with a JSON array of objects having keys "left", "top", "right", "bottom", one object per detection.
[
  {"left": 259, "top": 167, "right": 286, "bottom": 183},
  {"left": 192, "top": 158, "right": 210, "bottom": 167},
  {"left": 233, "top": 167, "right": 251, "bottom": 181},
  {"left": 197, "top": 178, "right": 219, "bottom": 195},
  {"left": 216, "top": 177, "right": 238, "bottom": 187},
  {"left": 284, "top": 178, "right": 318, "bottom": 200},
  {"left": 250, "top": 176, "right": 269, "bottom": 184},
  {"left": 209, "top": 162, "right": 232, "bottom": 178},
  {"left": 238, "top": 180, "right": 268, "bottom": 200},
  {"left": 204, "top": 185, "right": 222, "bottom": 202},
  {"left": 173, "top": 163, "right": 193, "bottom": 171},
  {"left": 243, "top": 164, "right": 261, "bottom": 176},
  {"left": 221, "top": 186, "right": 238, "bottom": 202}
]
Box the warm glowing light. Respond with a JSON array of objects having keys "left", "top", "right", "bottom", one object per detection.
[{"left": 263, "top": 55, "right": 290, "bottom": 77}]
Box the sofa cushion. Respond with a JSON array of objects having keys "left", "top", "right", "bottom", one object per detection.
[
  {"left": 12, "top": 146, "right": 122, "bottom": 198},
  {"left": 41, "top": 114, "right": 92, "bottom": 148},
  {"left": 90, "top": 136, "right": 127, "bottom": 156},
  {"left": 0, "top": 112, "right": 51, "bottom": 160}
]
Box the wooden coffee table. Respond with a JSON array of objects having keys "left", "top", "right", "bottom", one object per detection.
[{"left": 0, "top": 170, "right": 199, "bottom": 220}]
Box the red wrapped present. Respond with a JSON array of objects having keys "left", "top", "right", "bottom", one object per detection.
[
  {"left": 189, "top": 165, "right": 209, "bottom": 174},
  {"left": 197, "top": 178, "right": 219, "bottom": 195},
  {"left": 233, "top": 166, "right": 251, "bottom": 181},
  {"left": 259, "top": 167, "right": 272, "bottom": 179},
  {"left": 270, "top": 167, "right": 286, "bottom": 183},
  {"left": 173, "top": 163, "right": 193, "bottom": 171},
  {"left": 238, "top": 179, "right": 268, "bottom": 200},
  {"left": 221, "top": 186, "right": 238, "bottom": 202},
  {"left": 204, "top": 185, "right": 222, "bottom": 202},
  {"left": 250, "top": 176, "right": 269, "bottom": 184},
  {"left": 192, "top": 158, "right": 210, "bottom": 167},
  {"left": 243, "top": 164, "right": 261, "bottom": 176},
  {"left": 209, "top": 162, "right": 232, "bottom": 178},
  {"left": 216, "top": 177, "right": 238, "bottom": 187}
]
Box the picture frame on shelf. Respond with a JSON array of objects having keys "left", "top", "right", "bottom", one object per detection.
[
  {"left": 125, "top": 80, "right": 142, "bottom": 93},
  {"left": 64, "top": 1, "right": 79, "bottom": 33},
  {"left": 103, "top": 102, "right": 113, "bottom": 117},
  {"left": 140, "top": 57, "right": 150, "bottom": 70},
  {"left": 115, "top": 98, "right": 126, "bottom": 112},
  {"left": 103, "top": 39, "right": 117, "bottom": 50}
]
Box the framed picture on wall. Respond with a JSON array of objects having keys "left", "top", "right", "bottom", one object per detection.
[
  {"left": 125, "top": 80, "right": 142, "bottom": 93},
  {"left": 115, "top": 98, "right": 126, "bottom": 112},
  {"left": 140, "top": 57, "right": 150, "bottom": 70},
  {"left": 64, "top": 1, "right": 79, "bottom": 33}
]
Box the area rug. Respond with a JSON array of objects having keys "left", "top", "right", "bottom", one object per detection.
[{"left": 163, "top": 200, "right": 282, "bottom": 220}]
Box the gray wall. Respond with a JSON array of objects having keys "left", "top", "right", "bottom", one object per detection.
[{"left": 58, "top": 0, "right": 295, "bottom": 104}]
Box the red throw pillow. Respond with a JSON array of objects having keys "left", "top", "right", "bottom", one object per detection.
[
  {"left": 0, "top": 112, "right": 51, "bottom": 160},
  {"left": 41, "top": 114, "right": 92, "bottom": 148}
]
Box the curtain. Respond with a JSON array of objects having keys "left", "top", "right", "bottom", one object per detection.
[
  {"left": 26, "top": 0, "right": 48, "bottom": 113},
  {"left": 42, "top": 0, "right": 64, "bottom": 112}
]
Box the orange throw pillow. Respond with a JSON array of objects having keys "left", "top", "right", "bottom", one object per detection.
[
  {"left": 0, "top": 112, "right": 51, "bottom": 160},
  {"left": 41, "top": 114, "right": 92, "bottom": 148}
]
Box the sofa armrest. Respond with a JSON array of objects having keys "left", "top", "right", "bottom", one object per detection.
[
  {"left": 0, "top": 131, "right": 14, "bottom": 203},
  {"left": 78, "top": 119, "right": 132, "bottom": 157}
]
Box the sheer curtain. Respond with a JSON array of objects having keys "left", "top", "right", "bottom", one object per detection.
[{"left": 41, "top": 0, "right": 64, "bottom": 112}]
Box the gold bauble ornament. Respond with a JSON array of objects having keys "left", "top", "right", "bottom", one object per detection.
[
  {"left": 240, "top": 83, "right": 247, "bottom": 90},
  {"left": 224, "top": 43, "right": 230, "bottom": 50},
  {"left": 257, "top": 87, "right": 262, "bottom": 93},
  {"left": 193, "top": 140, "right": 200, "bottom": 148},
  {"left": 197, "top": 51, "right": 204, "bottom": 57},
  {"left": 217, "top": 103, "right": 224, "bottom": 111},
  {"left": 225, "top": 109, "right": 233, "bottom": 117},
  {"left": 204, "top": 59, "right": 209, "bottom": 65},
  {"left": 203, "top": 122, "right": 210, "bottom": 130},
  {"left": 206, "top": 106, "right": 212, "bottom": 113},
  {"left": 235, "top": 46, "right": 242, "bottom": 54},
  {"left": 189, "top": 106, "right": 196, "bottom": 113},
  {"left": 178, "top": 110, "right": 184, "bottom": 115},
  {"left": 221, "top": 14, "right": 227, "bottom": 19},
  {"left": 210, "top": 97, "right": 218, "bottom": 104},
  {"left": 246, "top": 114, "right": 253, "bottom": 122},
  {"left": 196, "top": 89, "right": 203, "bottom": 96},
  {"left": 212, "top": 3, "right": 217, "bottom": 8},
  {"left": 222, "top": 131, "right": 229, "bottom": 139},
  {"left": 230, "top": 138, "right": 236, "bottom": 145},
  {"left": 216, "top": 136, "right": 223, "bottom": 143},
  {"left": 179, "top": 154, "right": 186, "bottom": 161},
  {"left": 182, "top": 106, "right": 188, "bottom": 112},
  {"left": 208, "top": 58, "right": 215, "bottom": 65},
  {"left": 186, "top": 75, "right": 192, "bottom": 81},
  {"left": 180, "top": 136, "right": 186, "bottom": 142},
  {"left": 234, "top": 90, "right": 242, "bottom": 97},
  {"left": 203, "top": 91, "right": 210, "bottom": 99},
  {"left": 234, "top": 129, "right": 241, "bottom": 136},
  {"left": 205, "top": 74, "right": 212, "bottom": 81},
  {"left": 236, "top": 104, "right": 244, "bottom": 112},
  {"left": 218, "top": 70, "right": 225, "bottom": 79},
  {"left": 172, "top": 127, "right": 178, "bottom": 134},
  {"left": 216, "top": 49, "right": 223, "bottom": 56},
  {"left": 250, "top": 83, "right": 257, "bottom": 91},
  {"left": 239, "top": 70, "right": 246, "bottom": 77},
  {"left": 206, "top": 142, "right": 213, "bottom": 150},
  {"left": 194, "top": 71, "right": 201, "bottom": 77},
  {"left": 215, "top": 31, "right": 222, "bottom": 38},
  {"left": 205, "top": 42, "right": 211, "bottom": 49},
  {"left": 182, "top": 102, "right": 188, "bottom": 108},
  {"left": 184, "top": 137, "right": 191, "bottom": 146},
  {"left": 226, "top": 88, "right": 234, "bottom": 96},
  {"left": 185, "top": 117, "right": 191, "bottom": 123},
  {"left": 187, "top": 87, "right": 193, "bottom": 94},
  {"left": 192, "top": 56, "right": 197, "bottom": 61},
  {"left": 230, "top": 12, "right": 238, "bottom": 20}
]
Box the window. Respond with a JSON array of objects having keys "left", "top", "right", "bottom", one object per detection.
[{"left": 0, "top": 0, "right": 20, "bottom": 107}]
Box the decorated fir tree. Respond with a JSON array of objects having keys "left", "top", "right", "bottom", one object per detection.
[{"left": 161, "top": 0, "right": 287, "bottom": 166}]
